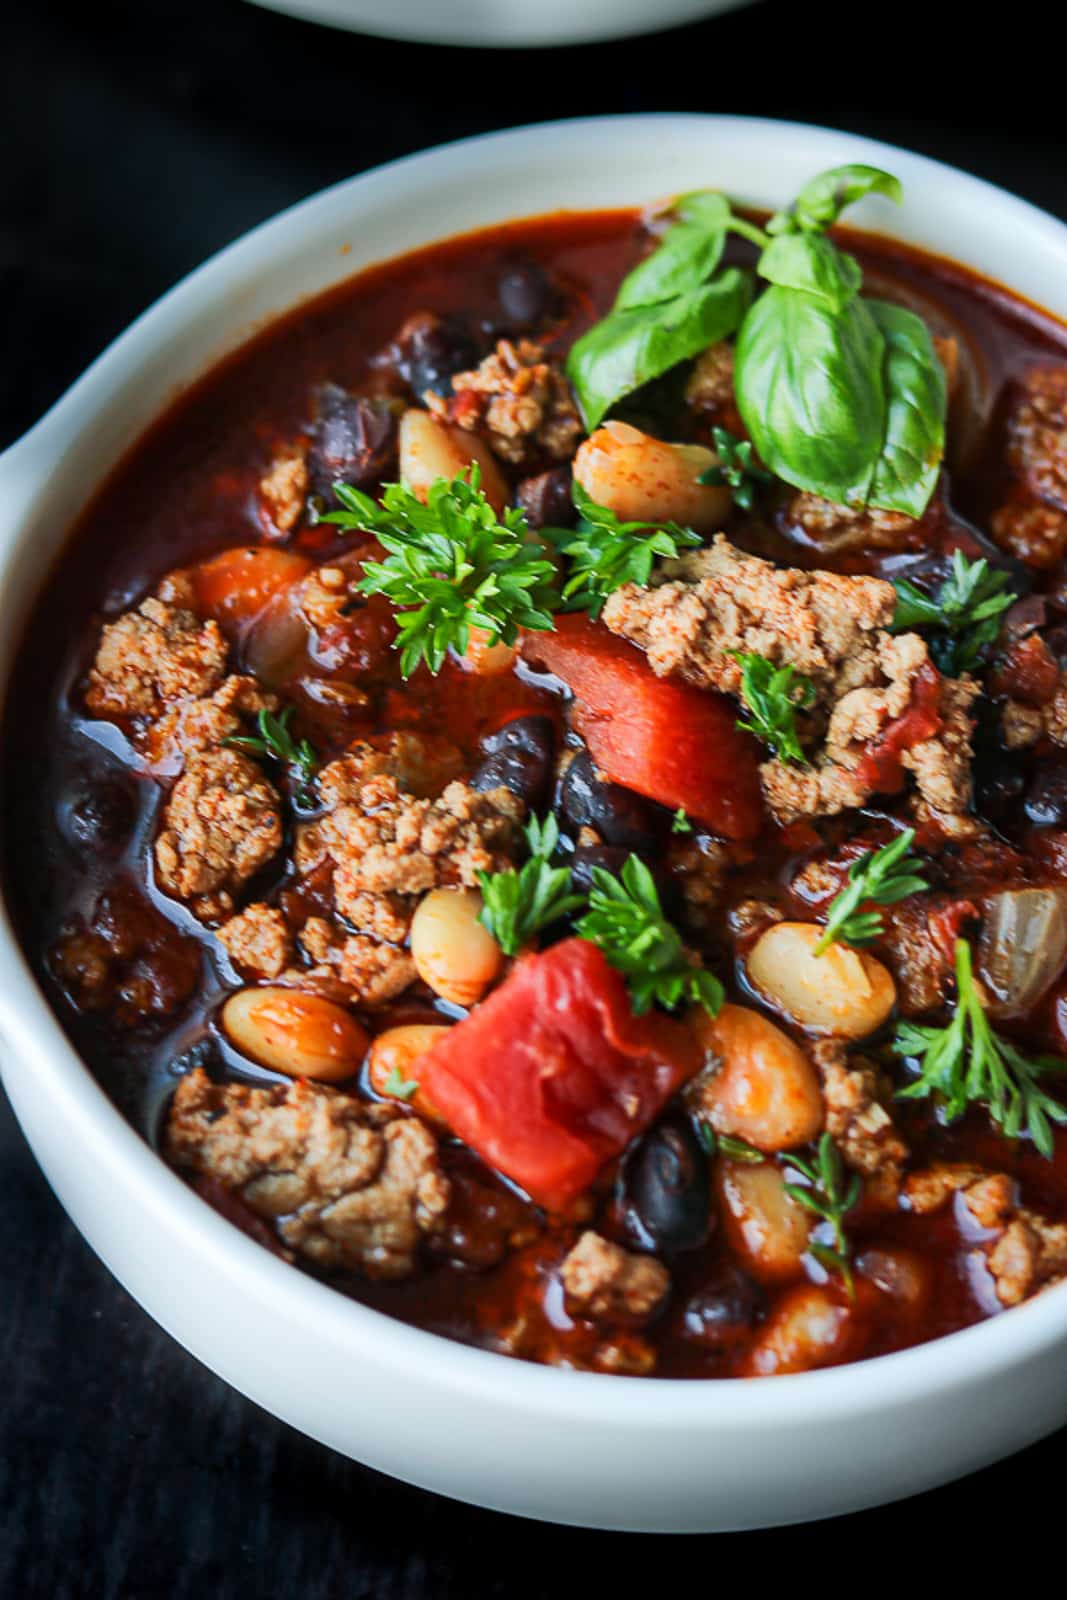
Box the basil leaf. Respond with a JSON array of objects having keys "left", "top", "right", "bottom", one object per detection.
[
  {"left": 615, "top": 192, "right": 730, "bottom": 309},
  {"left": 568, "top": 268, "right": 751, "bottom": 430},
  {"left": 757, "top": 233, "right": 862, "bottom": 312},
  {"left": 735, "top": 284, "right": 886, "bottom": 504},
  {"left": 768, "top": 164, "right": 903, "bottom": 236},
  {"left": 865, "top": 299, "right": 947, "bottom": 517}
]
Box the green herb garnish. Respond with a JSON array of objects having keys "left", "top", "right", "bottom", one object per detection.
[
  {"left": 699, "top": 426, "right": 772, "bottom": 511},
  {"left": 891, "top": 549, "right": 1015, "bottom": 674},
  {"left": 322, "top": 468, "right": 558, "bottom": 677},
  {"left": 565, "top": 191, "right": 754, "bottom": 429},
  {"left": 814, "top": 828, "right": 929, "bottom": 955},
  {"left": 893, "top": 940, "right": 1067, "bottom": 1158},
  {"left": 477, "top": 814, "right": 584, "bottom": 958},
  {"left": 547, "top": 483, "right": 702, "bottom": 619},
  {"left": 382, "top": 1065, "right": 419, "bottom": 1102},
  {"left": 575, "top": 854, "right": 723, "bottom": 1017},
  {"left": 731, "top": 651, "right": 815, "bottom": 765},
  {"left": 671, "top": 807, "right": 693, "bottom": 835},
  {"left": 784, "top": 1133, "right": 862, "bottom": 1294},
  {"left": 225, "top": 707, "right": 318, "bottom": 803},
  {"left": 699, "top": 1124, "right": 765, "bottom": 1163}
]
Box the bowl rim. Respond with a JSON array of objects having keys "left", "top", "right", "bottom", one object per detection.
[{"left": 3, "top": 111, "right": 1067, "bottom": 1428}]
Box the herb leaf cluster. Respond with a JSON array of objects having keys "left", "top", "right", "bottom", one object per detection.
[
  {"left": 731, "top": 651, "right": 815, "bottom": 764},
  {"left": 699, "top": 426, "right": 772, "bottom": 512},
  {"left": 477, "top": 814, "right": 585, "bottom": 957},
  {"left": 225, "top": 707, "right": 319, "bottom": 804},
  {"left": 547, "top": 483, "right": 702, "bottom": 619},
  {"left": 893, "top": 940, "right": 1067, "bottom": 1158},
  {"left": 323, "top": 469, "right": 558, "bottom": 677},
  {"left": 814, "top": 828, "right": 929, "bottom": 955},
  {"left": 891, "top": 548, "right": 1015, "bottom": 674},
  {"left": 784, "top": 1132, "right": 862, "bottom": 1293}
]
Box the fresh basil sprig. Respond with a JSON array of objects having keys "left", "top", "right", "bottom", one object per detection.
[
  {"left": 734, "top": 164, "right": 947, "bottom": 519},
  {"left": 566, "top": 191, "right": 754, "bottom": 430}
]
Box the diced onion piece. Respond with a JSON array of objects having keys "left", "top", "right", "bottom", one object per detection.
[{"left": 978, "top": 887, "right": 1067, "bottom": 1016}]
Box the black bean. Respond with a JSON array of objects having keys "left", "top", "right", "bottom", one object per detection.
[
  {"left": 515, "top": 465, "right": 574, "bottom": 530},
  {"left": 1026, "top": 757, "right": 1067, "bottom": 826},
  {"left": 470, "top": 715, "right": 556, "bottom": 808},
  {"left": 497, "top": 261, "right": 556, "bottom": 328},
  {"left": 681, "top": 1265, "right": 767, "bottom": 1350},
  {"left": 620, "top": 1113, "right": 713, "bottom": 1254},
  {"left": 1001, "top": 594, "right": 1047, "bottom": 643},
  {"left": 65, "top": 777, "right": 136, "bottom": 855},
  {"left": 558, "top": 751, "right": 665, "bottom": 854},
  {"left": 392, "top": 313, "right": 483, "bottom": 400},
  {"left": 310, "top": 386, "right": 397, "bottom": 498}
]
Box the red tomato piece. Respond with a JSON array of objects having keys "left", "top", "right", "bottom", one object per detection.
[
  {"left": 186, "top": 546, "right": 312, "bottom": 630},
  {"left": 417, "top": 938, "right": 702, "bottom": 1212},
  {"left": 521, "top": 614, "right": 762, "bottom": 840}
]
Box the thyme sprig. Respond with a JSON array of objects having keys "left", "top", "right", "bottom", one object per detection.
[
  {"left": 891, "top": 549, "right": 1015, "bottom": 674},
  {"left": 814, "top": 828, "right": 929, "bottom": 955},
  {"left": 699, "top": 426, "right": 772, "bottom": 511},
  {"left": 784, "top": 1133, "right": 862, "bottom": 1294},
  {"left": 225, "top": 707, "right": 319, "bottom": 804}
]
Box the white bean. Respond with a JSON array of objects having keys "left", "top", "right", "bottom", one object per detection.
[
  {"left": 747, "top": 921, "right": 896, "bottom": 1038},
  {"left": 221, "top": 987, "right": 369, "bottom": 1082},
  {"left": 572, "top": 420, "right": 731, "bottom": 533},
  {"left": 410, "top": 888, "right": 504, "bottom": 1007},
  {"left": 398, "top": 409, "right": 508, "bottom": 513},
  {"left": 691, "top": 1003, "right": 823, "bottom": 1151},
  {"left": 717, "top": 1159, "right": 812, "bottom": 1284}
]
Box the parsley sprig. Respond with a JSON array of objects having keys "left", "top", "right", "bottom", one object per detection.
[
  {"left": 547, "top": 483, "right": 702, "bottom": 619},
  {"left": 322, "top": 468, "right": 558, "bottom": 677},
  {"left": 575, "top": 854, "right": 723, "bottom": 1017},
  {"left": 891, "top": 549, "right": 1015, "bottom": 675},
  {"left": 477, "top": 814, "right": 584, "bottom": 958},
  {"left": 225, "top": 707, "right": 318, "bottom": 805},
  {"left": 814, "top": 828, "right": 929, "bottom": 955},
  {"left": 698, "top": 1124, "right": 765, "bottom": 1163},
  {"left": 699, "top": 427, "right": 772, "bottom": 512},
  {"left": 784, "top": 1133, "right": 862, "bottom": 1294},
  {"left": 731, "top": 652, "right": 815, "bottom": 765},
  {"left": 893, "top": 940, "right": 1067, "bottom": 1158}
]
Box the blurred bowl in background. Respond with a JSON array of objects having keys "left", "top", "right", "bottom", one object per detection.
[{"left": 243, "top": 0, "right": 753, "bottom": 48}]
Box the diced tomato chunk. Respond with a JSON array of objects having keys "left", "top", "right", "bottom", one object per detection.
[
  {"left": 521, "top": 615, "right": 762, "bottom": 840},
  {"left": 417, "top": 938, "right": 702, "bottom": 1212}
]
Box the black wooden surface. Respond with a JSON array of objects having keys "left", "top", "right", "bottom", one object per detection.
[{"left": 2, "top": 2, "right": 1065, "bottom": 1592}]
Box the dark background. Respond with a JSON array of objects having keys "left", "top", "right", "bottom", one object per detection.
[{"left": 2, "top": 1, "right": 1064, "bottom": 1593}]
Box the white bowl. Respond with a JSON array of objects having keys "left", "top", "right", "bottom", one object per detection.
[
  {"left": 243, "top": 0, "right": 751, "bottom": 48},
  {"left": 3, "top": 116, "right": 1067, "bottom": 1533}
]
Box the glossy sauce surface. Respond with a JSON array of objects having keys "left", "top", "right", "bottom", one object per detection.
[{"left": 6, "top": 209, "right": 1067, "bottom": 1376}]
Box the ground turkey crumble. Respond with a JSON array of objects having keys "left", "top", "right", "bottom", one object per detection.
[
  {"left": 559, "top": 1231, "right": 670, "bottom": 1326},
  {"left": 155, "top": 747, "right": 282, "bottom": 923},
  {"left": 904, "top": 1163, "right": 1067, "bottom": 1307},
  {"left": 146, "top": 674, "right": 277, "bottom": 770},
  {"left": 809, "top": 1040, "right": 908, "bottom": 1201},
  {"left": 167, "top": 1069, "right": 450, "bottom": 1278},
  {"left": 426, "top": 338, "right": 583, "bottom": 467},
  {"left": 604, "top": 539, "right": 977, "bottom": 824},
  {"left": 217, "top": 902, "right": 294, "bottom": 979},
  {"left": 86, "top": 596, "right": 228, "bottom": 721},
  {"left": 258, "top": 441, "right": 308, "bottom": 536}
]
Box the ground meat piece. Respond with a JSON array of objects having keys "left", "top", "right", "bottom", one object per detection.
[
  {"left": 991, "top": 367, "right": 1067, "bottom": 569},
  {"left": 684, "top": 342, "right": 743, "bottom": 433},
  {"left": 259, "top": 441, "right": 308, "bottom": 536},
  {"left": 603, "top": 536, "right": 894, "bottom": 702},
  {"left": 667, "top": 834, "right": 729, "bottom": 931},
  {"left": 762, "top": 635, "right": 977, "bottom": 825},
  {"left": 217, "top": 903, "right": 293, "bottom": 979},
  {"left": 298, "top": 917, "right": 416, "bottom": 1008},
  {"left": 86, "top": 597, "right": 228, "bottom": 721},
  {"left": 781, "top": 492, "right": 920, "bottom": 554},
  {"left": 426, "top": 338, "right": 582, "bottom": 466},
  {"left": 319, "top": 773, "right": 522, "bottom": 909},
  {"left": 155, "top": 748, "right": 282, "bottom": 922},
  {"left": 146, "top": 674, "right": 277, "bottom": 769},
  {"left": 810, "top": 1041, "right": 907, "bottom": 1199},
  {"left": 903, "top": 1163, "right": 1067, "bottom": 1307},
  {"left": 318, "top": 733, "right": 465, "bottom": 804},
  {"left": 166, "top": 1069, "right": 450, "bottom": 1277},
  {"left": 1001, "top": 660, "right": 1067, "bottom": 750},
  {"left": 559, "top": 1231, "right": 670, "bottom": 1326}
]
